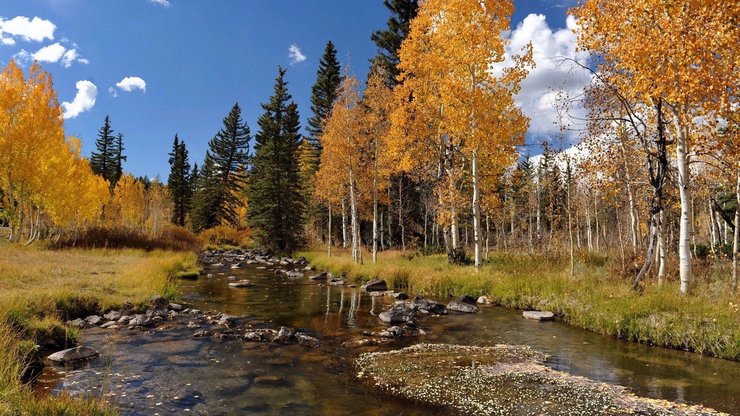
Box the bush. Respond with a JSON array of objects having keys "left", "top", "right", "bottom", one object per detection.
[
  {"left": 199, "top": 225, "right": 251, "bottom": 247},
  {"left": 51, "top": 225, "right": 201, "bottom": 252}
]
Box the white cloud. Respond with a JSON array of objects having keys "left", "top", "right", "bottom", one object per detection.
[
  {"left": 0, "top": 16, "right": 55, "bottom": 44},
  {"left": 498, "top": 14, "right": 592, "bottom": 138},
  {"left": 288, "top": 44, "right": 306, "bottom": 64},
  {"left": 14, "top": 42, "right": 88, "bottom": 67},
  {"left": 149, "top": 0, "right": 171, "bottom": 7},
  {"left": 114, "top": 76, "right": 147, "bottom": 93},
  {"left": 62, "top": 80, "right": 97, "bottom": 119}
]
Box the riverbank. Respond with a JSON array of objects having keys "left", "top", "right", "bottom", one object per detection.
[
  {"left": 0, "top": 243, "right": 198, "bottom": 415},
  {"left": 300, "top": 250, "right": 739, "bottom": 360}
]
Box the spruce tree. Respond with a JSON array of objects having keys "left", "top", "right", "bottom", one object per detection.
[
  {"left": 112, "top": 132, "right": 126, "bottom": 189},
  {"left": 371, "top": 0, "right": 419, "bottom": 86},
  {"left": 90, "top": 115, "right": 126, "bottom": 189},
  {"left": 248, "top": 67, "right": 305, "bottom": 252},
  {"left": 306, "top": 41, "right": 343, "bottom": 161},
  {"left": 190, "top": 103, "right": 250, "bottom": 231},
  {"left": 167, "top": 134, "right": 192, "bottom": 226}
]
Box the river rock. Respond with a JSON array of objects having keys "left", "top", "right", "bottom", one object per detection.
[
  {"left": 379, "top": 302, "right": 415, "bottom": 324},
  {"left": 83, "top": 315, "right": 102, "bottom": 325},
  {"left": 150, "top": 295, "right": 169, "bottom": 310},
  {"left": 228, "top": 280, "right": 255, "bottom": 288},
  {"left": 254, "top": 375, "right": 286, "bottom": 385},
  {"left": 285, "top": 271, "right": 304, "bottom": 279},
  {"left": 362, "top": 279, "right": 388, "bottom": 292},
  {"left": 47, "top": 346, "right": 98, "bottom": 363},
  {"left": 523, "top": 311, "right": 555, "bottom": 321},
  {"left": 447, "top": 296, "right": 479, "bottom": 313},
  {"left": 295, "top": 333, "right": 320, "bottom": 348},
  {"left": 104, "top": 310, "right": 122, "bottom": 321},
  {"left": 343, "top": 337, "right": 394, "bottom": 348},
  {"left": 412, "top": 296, "right": 448, "bottom": 315},
  {"left": 168, "top": 302, "right": 185, "bottom": 311},
  {"left": 218, "top": 314, "right": 235, "bottom": 326},
  {"left": 393, "top": 292, "right": 409, "bottom": 300},
  {"left": 100, "top": 321, "right": 118, "bottom": 329},
  {"left": 274, "top": 268, "right": 287, "bottom": 275},
  {"left": 328, "top": 278, "right": 345, "bottom": 286},
  {"left": 68, "top": 318, "right": 86, "bottom": 328},
  {"left": 128, "top": 314, "right": 149, "bottom": 327},
  {"left": 244, "top": 329, "right": 278, "bottom": 342},
  {"left": 309, "top": 272, "right": 328, "bottom": 281},
  {"left": 193, "top": 330, "right": 211, "bottom": 337},
  {"left": 477, "top": 296, "right": 491, "bottom": 304},
  {"left": 273, "top": 326, "right": 296, "bottom": 344}
]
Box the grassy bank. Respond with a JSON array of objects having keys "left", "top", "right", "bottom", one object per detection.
[
  {"left": 0, "top": 243, "right": 198, "bottom": 415},
  {"left": 300, "top": 249, "right": 739, "bottom": 360}
]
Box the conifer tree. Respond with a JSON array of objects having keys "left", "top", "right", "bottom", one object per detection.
[
  {"left": 190, "top": 104, "right": 250, "bottom": 231},
  {"left": 248, "top": 67, "right": 305, "bottom": 252},
  {"left": 112, "top": 132, "right": 126, "bottom": 189},
  {"left": 167, "top": 134, "right": 192, "bottom": 226},
  {"left": 90, "top": 116, "right": 126, "bottom": 190},
  {"left": 371, "top": 0, "right": 419, "bottom": 87},
  {"left": 306, "top": 41, "right": 343, "bottom": 162}
]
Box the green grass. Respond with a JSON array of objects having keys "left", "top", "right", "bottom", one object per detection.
[
  {"left": 300, "top": 249, "right": 740, "bottom": 360},
  {"left": 0, "top": 243, "right": 198, "bottom": 415}
]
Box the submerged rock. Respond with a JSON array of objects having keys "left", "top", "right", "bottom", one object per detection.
[
  {"left": 47, "top": 346, "right": 99, "bottom": 364},
  {"left": 361, "top": 279, "right": 388, "bottom": 292},
  {"left": 228, "top": 280, "right": 255, "bottom": 288},
  {"left": 285, "top": 271, "right": 304, "bottom": 279},
  {"left": 412, "top": 296, "right": 448, "bottom": 315},
  {"left": 379, "top": 302, "right": 415, "bottom": 324},
  {"left": 447, "top": 296, "right": 480, "bottom": 313},
  {"left": 523, "top": 311, "right": 555, "bottom": 321},
  {"left": 309, "top": 272, "right": 329, "bottom": 281}
]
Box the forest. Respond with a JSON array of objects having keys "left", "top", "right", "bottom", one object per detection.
[{"left": 0, "top": 0, "right": 738, "bottom": 415}]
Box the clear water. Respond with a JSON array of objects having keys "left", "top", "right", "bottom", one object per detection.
[{"left": 37, "top": 262, "right": 740, "bottom": 415}]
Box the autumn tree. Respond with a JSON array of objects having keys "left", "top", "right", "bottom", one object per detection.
[
  {"left": 575, "top": 0, "right": 739, "bottom": 294},
  {"left": 248, "top": 67, "right": 305, "bottom": 253},
  {"left": 391, "top": 0, "right": 531, "bottom": 267}
]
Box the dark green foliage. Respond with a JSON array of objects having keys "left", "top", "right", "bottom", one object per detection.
[
  {"left": 248, "top": 67, "right": 305, "bottom": 253},
  {"left": 306, "top": 41, "right": 343, "bottom": 161},
  {"left": 191, "top": 103, "right": 251, "bottom": 232},
  {"left": 371, "top": 0, "right": 419, "bottom": 86},
  {"left": 167, "top": 134, "right": 192, "bottom": 226},
  {"left": 90, "top": 115, "right": 126, "bottom": 190}
]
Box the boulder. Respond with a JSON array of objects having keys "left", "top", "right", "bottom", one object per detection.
[
  {"left": 295, "top": 333, "right": 320, "bottom": 348},
  {"left": 309, "top": 272, "right": 328, "bottom": 281},
  {"left": 362, "top": 279, "right": 388, "bottom": 292},
  {"left": 447, "top": 296, "right": 479, "bottom": 313},
  {"left": 393, "top": 292, "right": 409, "bottom": 300},
  {"left": 412, "top": 297, "right": 448, "bottom": 315},
  {"left": 522, "top": 311, "right": 555, "bottom": 321},
  {"left": 149, "top": 295, "right": 169, "bottom": 310},
  {"left": 379, "top": 302, "right": 415, "bottom": 324},
  {"left": 244, "top": 329, "right": 278, "bottom": 342},
  {"left": 47, "top": 346, "right": 98, "bottom": 363},
  {"left": 84, "top": 315, "right": 102, "bottom": 325},
  {"left": 228, "top": 280, "right": 255, "bottom": 288},
  {"left": 477, "top": 296, "right": 491, "bottom": 304}
]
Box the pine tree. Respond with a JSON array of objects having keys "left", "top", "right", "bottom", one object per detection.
[
  {"left": 90, "top": 115, "right": 116, "bottom": 188},
  {"left": 371, "top": 0, "right": 419, "bottom": 87},
  {"left": 112, "top": 132, "right": 126, "bottom": 189},
  {"left": 248, "top": 67, "right": 305, "bottom": 252},
  {"left": 167, "top": 134, "right": 192, "bottom": 226},
  {"left": 190, "top": 104, "right": 250, "bottom": 231},
  {"left": 306, "top": 41, "right": 343, "bottom": 162}
]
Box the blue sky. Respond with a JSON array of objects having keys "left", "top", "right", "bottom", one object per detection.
[{"left": 0, "top": 0, "right": 583, "bottom": 179}]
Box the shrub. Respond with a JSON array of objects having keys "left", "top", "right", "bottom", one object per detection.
[
  {"left": 51, "top": 225, "right": 201, "bottom": 252},
  {"left": 199, "top": 225, "right": 251, "bottom": 247}
]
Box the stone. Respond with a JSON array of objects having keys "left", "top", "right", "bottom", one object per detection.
[
  {"left": 100, "top": 321, "right": 118, "bottom": 329},
  {"left": 228, "top": 280, "right": 255, "bottom": 288},
  {"left": 328, "top": 278, "right": 345, "bottom": 286},
  {"left": 273, "top": 326, "right": 296, "bottom": 344},
  {"left": 295, "top": 333, "right": 320, "bottom": 348},
  {"left": 83, "top": 315, "right": 100, "bottom": 325},
  {"left": 193, "top": 330, "right": 211, "bottom": 337},
  {"left": 69, "top": 318, "right": 86, "bottom": 328},
  {"left": 412, "top": 296, "right": 448, "bottom": 315},
  {"left": 522, "top": 311, "right": 555, "bottom": 321},
  {"left": 218, "top": 314, "right": 235, "bottom": 326},
  {"left": 285, "top": 271, "right": 304, "bottom": 279},
  {"left": 393, "top": 292, "right": 409, "bottom": 300},
  {"left": 244, "top": 329, "right": 278, "bottom": 342},
  {"left": 187, "top": 320, "right": 200, "bottom": 329},
  {"left": 302, "top": 266, "right": 314, "bottom": 272},
  {"left": 150, "top": 295, "right": 169, "bottom": 310},
  {"left": 103, "top": 311, "right": 121, "bottom": 321},
  {"left": 128, "top": 314, "right": 148, "bottom": 327},
  {"left": 379, "top": 303, "right": 415, "bottom": 324},
  {"left": 117, "top": 315, "right": 132, "bottom": 324},
  {"left": 254, "top": 375, "right": 285, "bottom": 385},
  {"left": 274, "top": 268, "right": 287, "bottom": 275},
  {"left": 477, "top": 296, "right": 491, "bottom": 304},
  {"left": 447, "top": 296, "right": 479, "bottom": 313},
  {"left": 47, "top": 346, "right": 98, "bottom": 363},
  {"left": 308, "top": 272, "right": 328, "bottom": 281},
  {"left": 361, "top": 279, "right": 388, "bottom": 292},
  {"left": 343, "top": 337, "right": 393, "bottom": 348},
  {"left": 168, "top": 302, "right": 185, "bottom": 311}
]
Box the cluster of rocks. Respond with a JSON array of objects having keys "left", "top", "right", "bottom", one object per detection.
[
  {"left": 200, "top": 248, "right": 308, "bottom": 272},
  {"left": 191, "top": 312, "right": 320, "bottom": 348},
  {"left": 66, "top": 295, "right": 188, "bottom": 331}
]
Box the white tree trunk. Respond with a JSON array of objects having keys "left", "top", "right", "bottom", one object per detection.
[
  {"left": 732, "top": 166, "right": 739, "bottom": 291},
  {"left": 328, "top": 205, "right": 333, "bottom": 257},
  {"left": 674, "top": 114, "right": 693, "bottom": 295},
  {"left": 451, "top": 207, "right": 459, "bottom": 249},
  {"left": 657, "top": 210, "right": 666, "bottom": 285},
  {"left": 349, "top": 168, "right": 360, "bottom": 264},
  {"left": 341, "top": 199, "right": 348, "bottom": 249},
  {"left": 472, "top": 150, "right": 482, "bottom": 269}
]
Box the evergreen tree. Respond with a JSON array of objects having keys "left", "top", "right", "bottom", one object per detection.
[
  {"left": 306, "top": 41, "right": 343, "bottom": 161},
  {"left": 90, "top": 115, "right": 125, "bottom": 189},
  {"left": 167, "top": 134, "right": 192, "bottom": 226},
  {"left": 371, "top": 0, "right": 419, "bottom": 86},
  {"left": 112, "top": 132, "right": 126, "bottom": 189},
  {"left": 190, "top": 104, "right": 250, "bottom": 231},
  {"left": 248, "top": 67, "right": 305, "bottom": 252}
]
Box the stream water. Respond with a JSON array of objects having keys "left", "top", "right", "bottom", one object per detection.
[{"left": 38, "top": 261, "right": 740, "bottom": 415}]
